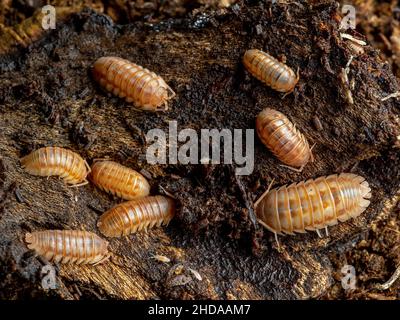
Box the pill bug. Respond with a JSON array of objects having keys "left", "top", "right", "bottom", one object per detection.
[
  {"left": 346, "top": 41, "right": 365, "bottom": 55},
  {"left": 243, "top": 49, "right": 299, "bottom": 93},
  {"left": 25, "top": 230, "right": 110, "bottom": 265},
  {"left": 97, "top": 195, "right": 175, "bottom": 237},
  {"left": 90, "top": 160, "right": 150, "bottom": 200},
  {"left": 20, "top": 147, "right": 90, "bottom": 186},
  {"left": 254, "top": 173, "right": 371, "bottom": 241},
  {"left": 256, "top": 108, "right": 312, "bottom": 171},
  {"left": 92, "top": 56, "right": 176, "bottom": 111},
  {"left": 152, "top": 254, "right": 171, "bottom": 263}
]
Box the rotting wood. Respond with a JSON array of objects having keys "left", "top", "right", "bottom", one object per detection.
[{"left": 0, "top": 0, "right": 399, "bottom": 299}]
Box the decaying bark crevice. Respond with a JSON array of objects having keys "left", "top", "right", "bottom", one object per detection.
[{"left": 0, "top": 0, "right": 399, "bottom": 299}]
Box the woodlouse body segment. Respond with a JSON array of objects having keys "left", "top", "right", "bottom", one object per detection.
[
  {"left": 97, "top": 195, "right": 175, "bottom": 237},
  {"left": 256, "top": 108, "right": 312, "bottom": 170},
  {"left": 25, "top": 230, "right": 110, "bottom": 265},
  {"left": 92, "top": 56, "right": 175, "bottom": 111},
  {"left": 20, "top": 147, "right": 89, "bottom": 186},
  {"left": 243, "top": 49, "right": 299, "bottom": 93},
  {"left": 90, "top": 160, "right": 150, "bottom": 200},
  {"left": 255, "top": 173, "right": 371, "bottom": 236}
]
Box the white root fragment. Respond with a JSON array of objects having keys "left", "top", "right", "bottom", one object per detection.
[
  {"left": 189, "top": 268, "right": 203, "bottom": 281},
  {"left": 340, "top": 33, "right": 367, "bottom": 46},
  {"left": 381, "top": 91, "right": 400, "bottom": 101},
  {"left": 375, "top": 265, "right": 400, "bottom": 290},
  {"left": 152, "top": 254, "right": 171, "bottom": 263},
  {"left": 345, "top": 55, "right": 354, "bottom": 70},
  {"left": 341, "top": 55, "right": 354, "bottom": 104},
  {"left": 159, "top": 185, "right": 176, "bottom": 199}
]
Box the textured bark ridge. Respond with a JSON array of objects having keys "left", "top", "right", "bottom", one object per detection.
[{"left": 0, "top": 0, "right": 399, "bottom": 299}]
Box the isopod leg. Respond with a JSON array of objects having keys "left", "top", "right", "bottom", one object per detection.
[
  {"left": 69, "top": 180, "right": 89, "bottom": 188},
  {"left": 84, "top": 160, "right": 92, "bottom": 174},
  {"left": 92, "top": 157, "right": 111, "bottom": 163},
  {"left": 257, "top": 218, "right": 281, "bottom": 250},
  {"left": 159, "top": 185, "right": 176, "bottom": 199},
  {"left": 316, "top": 229, "right": 323, "bottom": 238},
  {"left": 310, "top": 143, "right": 316, "bottom": 162},
  {"left": 257, "top": 221, "right": 282, "bottom": 250},
  {"left": 281, "top": 91, "right": 293, "bottom": 99},
  {"left": 153, "top": 102, "right": 168, "bottom": 112},
  {"left": 325, "top": 226, "right": 329, "bottom": 236},
  {"left": 166, "top": 85, "right": 176, "bottom": 99},
  {"left": 254, "top": 178, "right": 275, "bottom": 208},
  {"left": 92, "top": 253, "right": 111, "bottom": 266},
  {"left": 274, "top": 232, "right": 281, "bottom": 250}
]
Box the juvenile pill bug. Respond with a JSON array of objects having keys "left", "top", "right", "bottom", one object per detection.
[
  {"left": 97, "top": 195, "right": 175, "bottom": 238},
  {"left": 92, "top": 56, "right": 176, "bottom": 112},
  {"left": 89, "top": 160, "right": 150, "bottom": 200},
  {"left": 20, "top": 146, "right": 90, "bottom": 186},
  {"left": 152, "top": 254, "right": 171, "bottom": 263},
  {"left": 243, "top": 49, "right": 299, "bottom": 93},
  {"left": 346, "top": 41, "right": 365, "bottom": 55},
  {"left": 25, "top": 230, "right": 111, "bottom": 265},
  {"left": 256, "top": 108, "right": 313, "bottom": 172},
  {"left": 254, "top": 173, "right": 371, "bottom": 244},
  {"left": 189, "top": 268, "right": 203, "bottom": 281}
]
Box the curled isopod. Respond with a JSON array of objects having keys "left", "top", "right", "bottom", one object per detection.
[
  {"left": 90, "top": 160, "right": 150, "bottom": 200},
  {"left": 25, "top": 230, "right": 110, "bottom": 265},
  {"left": 256, "top": 108, "right": 312, "bottom": 171},
  {"left": 92, "top": 56, "right": 176, "bottom": 111},
  {"left": 97, "top": 195, "right": 175, "bottom": 237},
  {"left": 254, "top": 173, "right": 371, "bottom": 241},
  {"left": 243, "top": 49, "right": 299, "bottom": 93},
  {"left": 20, "top": 147, "right": 90, "bottom": 186}
]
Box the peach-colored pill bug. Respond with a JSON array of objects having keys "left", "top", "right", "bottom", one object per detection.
[
  {"left": 25, "top": 230, "right": 110, "bottom": 265},
  {"left": 97, "top": 195, "right": 175, "bottom": 237},
  {"left": 92, "top": 56, "right": 176, "bottom": 111},
  {"left": 255, "top": 173, "right": 371, "bottom": 239},
  {"left": 20, "top": 147, "right": 90, "bottom": 186},
  {"left": 256, "top": 108, "right": 312, "bottom": 171},
  {"left": 243, "top": 49, "right": 299, "bottom": 93},
  {"left": 90, "top": 160, "right": 150, "bottom": 200}
]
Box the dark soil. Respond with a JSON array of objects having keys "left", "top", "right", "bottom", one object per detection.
[
  {"left": 0, "top": 0, "right": 399, "bottom": 299},
  {"left": 0, "top": 0, "right": 234, "bottom": 26}
]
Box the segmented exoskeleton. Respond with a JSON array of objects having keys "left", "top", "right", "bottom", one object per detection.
[
  {"left": 20, "top": 147, "right": 90, "bottom": 186},
  {"left": 255, "top": 173, "right": 371, "bottom": 241},
  {"left": 256, "top": 108, "right": 312, "bottom": 171},
  {"left": 243, "top": 49, "right": 299, "bottom": 93},
  {"left": 92, "top": 56, "right": 176, "bottom": 111},
  {"left": 90, "top": 160, "right": 150, "bottom": 200},
  {"left": 25, "top": 230, "right": 110, "bottom": 265},
  {"left": 97, "top": 195, "right": 175, "bottom": 237}
]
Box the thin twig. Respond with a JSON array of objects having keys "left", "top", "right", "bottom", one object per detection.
[
  {"left": 234, "top": 174, "right": 257, "bottom": 228},
  {"left": 381, "top": 91, "right": 400, "bottom": 101},
  {"left": 341, "top": 55, "right": 354, "bottom": 104},
  {"left": 340, "top": 33, "right": 367, "bottom": 46},
  {"left": 375, "top": 265, "right": 400, "bottom": 290}
]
